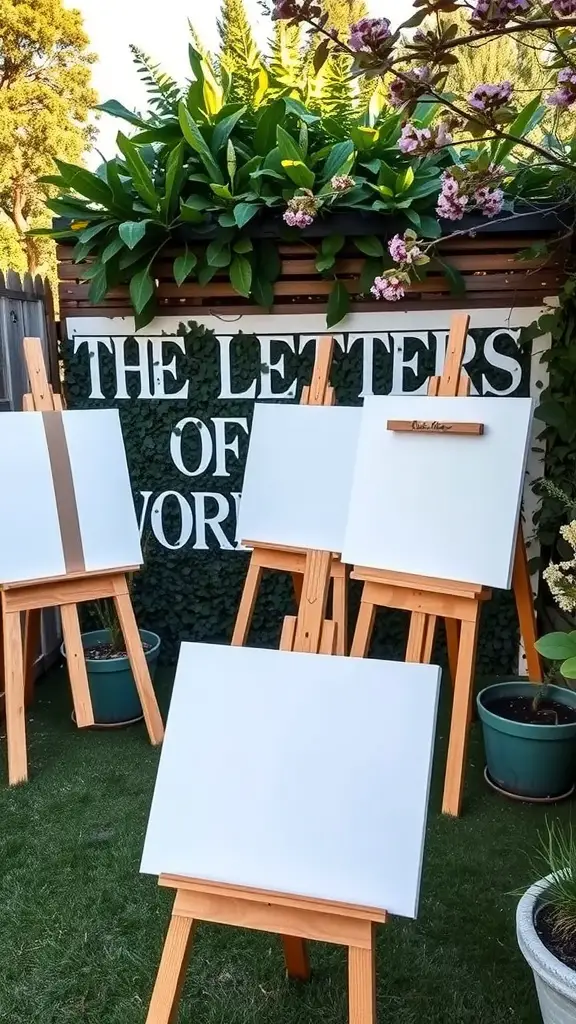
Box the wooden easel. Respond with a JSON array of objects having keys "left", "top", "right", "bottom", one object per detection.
[
  {"left": 0, "top": 337, "right": 164, "bottom": 785},
  {"left": 349, "top": 313, "right": 542, "bottom": 818},
  {"left": 146, "top": 550, "right": 384, "bottom": 1024},
  {"left": 232, "top": 335, "right": 349, "bottom": 655}
]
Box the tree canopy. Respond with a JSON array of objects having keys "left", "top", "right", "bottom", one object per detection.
[{"left": 0, "top": 0, "right": 96, "bottom": 272}]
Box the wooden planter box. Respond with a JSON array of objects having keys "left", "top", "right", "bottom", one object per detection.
[{"left": 57, "top": 215, "right": 567, "bottom": 320}]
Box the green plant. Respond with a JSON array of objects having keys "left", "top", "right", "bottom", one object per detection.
[{"left": 535, "top": 820, "right": 576, "bottom": 942}]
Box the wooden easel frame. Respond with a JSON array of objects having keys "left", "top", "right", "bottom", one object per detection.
[
  {"left": 146, "top": 549, "right": 384, "bottom": 1024},
  {"left": 349, "top": 313, "right": 542, "bottom": 818},
  {"left": 0, "top": 337, "right": 164, "bottom": 785},
  {"left": 232, "top": 335, "right": 349, "bottom": 655}
]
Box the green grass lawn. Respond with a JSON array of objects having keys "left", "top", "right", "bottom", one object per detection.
[{"left": 0, "top": 667, "right": 572, "bottom": 1024}]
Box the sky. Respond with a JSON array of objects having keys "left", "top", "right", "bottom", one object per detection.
[{"left": 67, "top": 0, "right": 413, "bottom": 164}]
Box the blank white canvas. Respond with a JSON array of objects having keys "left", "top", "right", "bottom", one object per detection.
[
  {"left": 236, "top": 403, "right": 361, "bottom": 552},
  {"left": 342, "top": 395, "right": 534, "bottom": 589},
  {"left": 0, "top": 410, "right": 142, "bottom": 584},
  {"left": 141, "top": 642, "right": 441, "bottom": 919}
]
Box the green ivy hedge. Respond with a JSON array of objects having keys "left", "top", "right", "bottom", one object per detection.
[{"left": 62, "top": 320, "right": 529, "bottom": 673}]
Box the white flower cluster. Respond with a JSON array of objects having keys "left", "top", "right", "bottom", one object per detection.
[{"left": 544, "top": 520, "right": 576, "bottom": 612}]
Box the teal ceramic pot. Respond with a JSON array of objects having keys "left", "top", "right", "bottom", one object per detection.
[
  {"left": 477, "top": 679, "right": 576, "bottom": 799},
  {"left": 62, "top": 628, "right": 161, "bottom": 725}
]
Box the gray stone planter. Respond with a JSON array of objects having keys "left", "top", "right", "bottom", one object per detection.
[{"left": 516, "top": 876, "right": 576, "bottom": 1023}]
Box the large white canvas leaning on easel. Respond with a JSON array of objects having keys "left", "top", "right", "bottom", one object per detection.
[
  {"left": 141, "top": 642, "right": 441, "bottom": 918},
  {"left": 0, "top": 410, "right": 142, "bottom": 584},
  {"left": 342, "top": 395, "right": 535, "bottom": 590},
  {"left": 236, "top": 403, "right": 361, "bottom": 552}
]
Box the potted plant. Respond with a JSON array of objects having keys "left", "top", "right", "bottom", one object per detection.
[
  {"left": 516, "top": 822, "right": 576, "bottom": 1023},
  {"left": 62, "top": 568, "right": 161, "bottom": 727},
  {"left": 476, "top": 516, "right": 576, "bottom": 801}
]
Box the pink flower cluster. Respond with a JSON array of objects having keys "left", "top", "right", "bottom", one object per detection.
[
  {"left": 331, "top": 174, "right": 355, "bottom": 192},
  {"left": 283, "top": 191, "right": 319, "bottom": 229},
  {"left": 468, "top": 81, "right": 513, "bottom": 112},
  {"left": 272, "top": 0, "right": 321, "bottom": 20},
  {"left": 436, "top": 173, "right": 505, "bottom": 221},
  {"left": 349, "top": 16, "right": 391, "bottom": 54},
  {"left": 371, "top": 276, "right": 405, "bottom": 302},
  {"left": 389, "top": 67, "right": 432, "bottom": 108},
  {"left": 547, "top": 68, "right": 576, "bottom": 107},
  {"left": 399, "top": 122, "right": 452, "bottom": 155},
  {"left": 284, "top": 210, "right": 314, "bottom": 228},
  {"left": 471, "top": 0, "right": 529, "bottom": 23},
  {"left": 388, "top": 233, "right": 422, "bottom": 265},
  {"left": 552, "top": 0, "right": 576, "bottom": 13}
]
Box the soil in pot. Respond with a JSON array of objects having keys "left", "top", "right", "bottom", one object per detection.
[
  {"left": 536, "top": 904, "right": 576, "bottom": 972},
  {"left": 485, "top": 695, "right": 576, "bottom": 727},
  {"left": 84, "top": 639, "right": 153, "bottom": 660}
]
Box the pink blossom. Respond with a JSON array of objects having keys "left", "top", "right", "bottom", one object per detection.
[
  {"left": 388, "top": 67, "right": 432, "bottom": 108},
  {"left": 552, "top": 0, "right": 576, "bottom": 12},
  {"left": 547, "top": 67, "right": 576, "bottom": 107},
  {"left": 468, "top": 81, "right": 513, "bottom": 112},
  {"left": 349, "top": 17, "right": 391, "bottom": 53},
  {"left": 331, "top": 174, "right": 355, "bottom": 192},
  {"left": 371, "top": 276, "right": 406, "bottom": 301},
  {"left": 475, "top": 186, "right": 504, "bottom": 217},
  {"left": 272, "top": 0, "right": 321, "bottom": 20},
  {"left": 399, "top": 122, "right": 452, "bottom": 155},
  {"left": 388, "top": 233, "right": 422, "bottom": 265},
  {"left": 283, "top": 209, "right": 314, "bottom": 228},
  {"left": 436, "top": 173, "right": 468, "bottom": 221},
  {"left": 471, "top": 0, "right": 529, "bottom": 23}
]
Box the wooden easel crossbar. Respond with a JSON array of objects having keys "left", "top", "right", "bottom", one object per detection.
[
  {"left": 232, "top": 335, "right": 349, "bottom": 655},
  {"left": 349, "top": 312, "right": 542, "bottom": 817},
  {"left": 0, "top": 337, "right": 164, "bottom": 785},
  {"left": 146, "top": 547, "right": 383, "bottom": 1024}
]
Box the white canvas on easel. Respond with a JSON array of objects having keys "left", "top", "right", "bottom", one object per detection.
[
  {"left": 341, "top": 395, "right": 534, "bottom": 590},
  {"left": 141, "top": 642, "right": 441, "bottom": 918},
  {"left": 0, "top": 410, "right": 142, "bottom": 583},
  {"left": 236, "top": 403, "right": 361, "bottom": 553}
]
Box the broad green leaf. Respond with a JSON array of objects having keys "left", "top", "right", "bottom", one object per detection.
[
  {"left": 256, "top": 240, "right": 281, "bottom": 282},
  {"left": 281, "top": 159, "right": 315, "bottom": 189},
  {"left": 418, "top": 215, "right": 442, "bottom": 239},
  {"left": 396, "top": 166, "right": 415, "bottom": 193},
  {"left": 117, "top": 133, "right": 159, "bottom": 210},
  {"left": 535, "top": 632, "right": 576, "bottom": 661},
  {"left": 119, "top": 220, "right": 149, "bottom": 250},
  {"left": 163, "top": 142, "right": 185, "bottom": 218},
  {"left": 350, "top": 126, "right": 379, "bottom": 152},
  {"left": 326, "top": 280, "right": 350, "bottom": 329},
  {"left": 105, "top": 160, "right": 134, "bottom": 213},
  {"left": 284, "top": 98, "right": 321, "bottom": 124},
  {"left": 198, "top": 262, "right": 218, "bottom": 286},
  {"left": 227, "top": 140, "right": 237, "bottom": 184},
  {"left": 359, "top": 258, "right": 382, "bottom": 293},
  {"left": 229, "top": 254, "right": 252, "bottom": 297},
  {"left": 315, "top": 253, "right": 336, "bottom": 273},
  {"left": 233, "top": 237, "right": 253, "bottom": 253},
  {"left": 405, "top": 209, "right": 421, "bottom": 229},
  {"left": 254, "top": 100, "right": 285, "bottom": 156},
  {"left": 212, "top": 106, "right": 247, "bottom": 153},
  {"left": 561, "top": 655, "right": 576, "bottom": 679},
  {"left": 174, "top": 247, "right": 198, "bottom": 286},
  {"left": 95, "top": 99, "right": 148, "bottom": 127},
  {"left": 354, "top": 235, "right": 384, "bottom": 258},
  {"left": 54, "top": 159, "right": 115, "bottom": 208},
  {"left": 130, "top": 266, "right": 155, "bottom": 314},
  {"left": 442, "top": 261, "right": 466, "bottom": 296},
  {"left": 88, "top": 265, "right": 108, "bottom": 304},
  {"left": 252, "top": 276, "right": 274, "bottom": 307},
  {"left": 178, "top": 102, "right": 224, "bottom": 183},
  {"left": 180, "top": 202, "right": 205, "bottom": 224},
  {"left": 101, "top": 236, "right": 125, "bottom": 263},
  {"left": 234, "top": 203, "right": 259, "bottom": 229},
  {"left": 78, "top": 221, "right": 114, "bottom": 244},
  {"left": 218, "top": 211, "right": 236, "bottom": 227},
  {"left": 322, "top": 234, "right": 345, "bottom": 257},
  {"left": 211, "top": 183, "right": 233, "bottom": 200},
  {"left": 493, "top": 95, "right": 545, "bottom": 164},
  {"left": 206, "top": 239, "right": 231, "bottom": 267},
  {"left": 134, "top": 296, "right": 158, "bottom": 331},
  {"left": 276, "top": 124, "right": 303, "bottom": 163}
]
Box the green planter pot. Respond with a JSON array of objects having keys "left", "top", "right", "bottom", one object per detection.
[
  {"left": 62, "top": 628, "right": 161, "bottom": 726},
  {"left": 477, "top": 679, "right": 576, "bottom": 800}
]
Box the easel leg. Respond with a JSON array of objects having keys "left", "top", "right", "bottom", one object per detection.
[
  {"left": 23, "top": 609, "right": 41, "bottom": 707},
  {"left": 422, "top": 615, "right": 437, "bottom": 664},
  {"left": 350, "top": 598, "right": 375, "bottom": 658},
  {"left": 292, "top": 573, "right": 303, "bottom": 604},
  {"left": 3, "top": 608, "right": 28, "bottom": 784},
  {"left": 332, "top": 568, "right": 348, "bottom": 656},
  {"left": 445, "top": 619, "right": 460, "bottom": 689},
  {"left": 60, "top": 603, "right": 95, "bottom": 729},
  {"left": 282, "top": 936, "right": 311, "bottom": 981},
  {"left": 406, "top": 612, "right": 428, "bottom": 662},
  {"left": 442, "top": 614, "right": 480, "bottom": 817},
  {"left": 349, "top": 927, "right": 376, "bottom": 1024},
  {"left": 112, "top": 581, "right": 164, "bottom": 745},
  {"left": 146, "top": 911, "right": 196, "bottom": 1024},
  {"left": 512, "top": 531, "right": 543, "bottom": 683},
  {"left": 231, "top": 559, "right": 263, "bottom": 647}
]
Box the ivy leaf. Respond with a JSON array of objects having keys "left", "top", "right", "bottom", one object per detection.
[
  {"left": 174, "top": 246, "right": 198, "bottom": 286},
  {"left": 354, "top": 235, "right": 384, "bottom": 258},
  {"left": 234, "top": 202, "right": 259, "bottom": 229},
  {"left": 130, "top": 266, "right": 155, "bottom": 314},
  {"left": 229, "top": 254, "right": 252, "bottom": 297},
  {"left": 117, "top": 133, "right": 159, "bottom": 210},
  {"left": 326, "top": 280, "right": 350, "bottom": 328},
  {"left": 119, "top": 220, "right": 149, "bottom": 250},
  {"left": 206, "top": 240, "right": 231, "bottom": 268}
]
